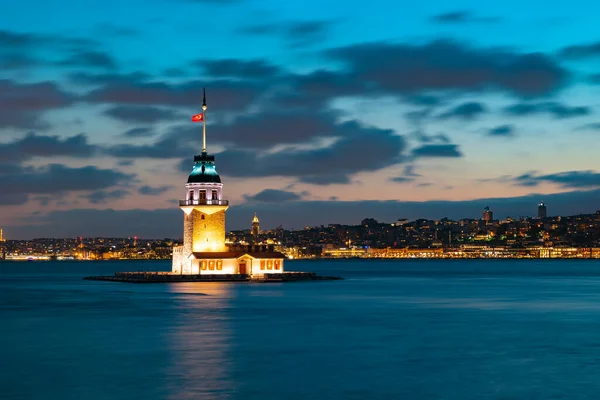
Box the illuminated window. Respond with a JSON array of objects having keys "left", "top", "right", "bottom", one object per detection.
[
  {"left": 199, "top": 190, "right": 206, "bottom": 200},
  {"left": 260, "top": 260, "right": 265, "bottom": 270},
  {"left": 200, "top": 260, "right": 207, "bottom": 270},
  {"left": 267, "top": 260, "right": 273, "bottom": 270},
  {"left": 188, "top": 190, "right": 194, "bottom": 200},
  {"left": 208, "top": 260, "right": 215, "bottom": 270},
  {"left": 216, "top": 260, "right": 222, "bottom": 270},
  {"left": 212, "top": 190, "right": 218, "bottom": 200},
  {"left": 274, "top": 260, "right": 280, "bottom": 270}
]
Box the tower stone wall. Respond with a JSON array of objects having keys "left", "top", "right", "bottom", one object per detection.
[{"left": 192, "top": 209, "right": 227, "bottom": 252}]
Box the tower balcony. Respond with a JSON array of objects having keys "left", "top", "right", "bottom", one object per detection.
[{"left": 179, "top": 199, "right": 229, "bottom": 206}]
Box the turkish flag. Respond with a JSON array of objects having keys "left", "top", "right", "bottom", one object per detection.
[{"left": 192, "top": 113, "right": 204, "bottom": 122}]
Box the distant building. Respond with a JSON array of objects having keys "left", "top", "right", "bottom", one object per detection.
[
  {"left": 252, "top": 213, "right": 260, "bottom": 238},
  {"left": 0, "top": 227, "right": 4, "bottom": 242},
  {"left": 538, "top": 202, "right": 547, "bottom": 219},
  {"left": 483, "top": 206, "right": 493, "bottom": 223}
]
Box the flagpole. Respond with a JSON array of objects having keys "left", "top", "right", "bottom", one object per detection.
[{"left": 202, "top": 88, "right": 207, "bottom": 153}]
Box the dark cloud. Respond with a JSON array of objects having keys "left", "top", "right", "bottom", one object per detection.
[
  {"left": 57, "top": 50, "right": 117, "bottom": 70},
  {"left": 326, "top": 40, "right": 567, "bottom": 97},
  {"left": 391, "top": 165, "right": 421, "bottom": 183},
  {"left": 139, "top": 185, "right": 172, "bottom": 195},
  {"left": 0, "top": 30, "right": 103, "bottom": 71},
  {"left": 187, "top": 110, "right": 339, "bottom": 149},
  {"left": 10, "top": 188, "right": 600, "bottom": 238},
  {"left": 239, "top": 20, "right": 332, "bottom": 48},
  {"left": 412, "top": 144, "right": 462, "bottom": 158},
  {"left": 0, "top": 193, "right": 28, "bottom": 206},
  {"left": 513, "top": 170, "right": 600, "bottom": 189},
  {"left": 117, "top": 159, "right": 134, "bottom": 166},
  {"left": 488, "top": 124, "right": 515, "bottom": 137},
  {"left": 0, "top": 79, "right": 75, "bottom": 130},
  {"left": 589, "top": 73, "right": 600, "bottom": 84},
  {"left": 559, "top": 41, "right": 600, "bottom": 59},
  {"left": 0, "top": 133, "right": 97, "bottom": 163},
  {"left": 104, "top": 105, "right": 183, "bottom": 124},
  {"left": 121, "top": 127, "right": 156, "bottom": 138},
  {"left": 243, "top": 189, "right": 306, "bottom": 203},
  {"left": 81, "top": 189, "right": 130, "bottom": 204},
  {"left": 438, "top": 101, "right": 486, "bottom": 120},
  {"left": 175, "top": 120, "right": 407, "bottom": 185},
  {"left": 504, "top": 102, "right": 590, "bottom": 118},
  {"left": 194, "top": 58, "right": 280, "bottom": 79},
  {"left": 84, "top": 79, "right": 262, "bottom": 112},
  {"left": 575, "top": 122, "right": 600, "bottom": 131},
  {"left": 68, "top": 71, "right": 151, "bottom": 85},
  {"left": 0, "top": 164, "right": 133, "bottom": 203},
  {"left": 431, "top": 11, "right": 501, "bottom": 24}
]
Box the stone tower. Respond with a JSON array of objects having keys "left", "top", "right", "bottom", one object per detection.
[
  {"left": 252, "top": 213, "right": 260, "bottom": 239},
  {"left": 173, "top": 89, "right": 229, "bottom": 274}
]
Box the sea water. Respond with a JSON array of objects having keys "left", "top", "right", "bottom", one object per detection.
[{"left": 2, "top": 259, "right": 600, "bottom": 399}]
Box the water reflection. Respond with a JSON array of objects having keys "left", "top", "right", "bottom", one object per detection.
[{"left": 165, "top": 283, "right": 237, "bottom": 400}]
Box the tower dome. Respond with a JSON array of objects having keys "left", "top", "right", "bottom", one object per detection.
[{"left": 187, "top": 152, "right": 221, "bottom": 184}]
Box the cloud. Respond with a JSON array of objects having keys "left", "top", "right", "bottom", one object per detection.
[
  {"left": 194, "top": 58, "right": 280, "bottom": 79},
  {"left": 68, "top": 71, "right": 151, "bottom": 85},
  {"left": 513, "top": 170, "right": 600, "bottom": 189},
  {"left": 139, "top": 185, "right": 172, "bottom": 195},
  {"left": 56, "top": 50, "right": 117, "bottom": 70},
  {"left": 412, "top": 144, "right": 462, "bottom": 158},
  {"left": 0, "top": 29, "right": 103, "bottom": 71},
  {"left": 215, "top": 121, "right": 407, "bottom": 184},
  {"left": 438, "top": 101, "right": 487, "bottom": 120},
  {"left": 0, "top": 164, "right": 133, "bottom": 205},
  {"left": 431, "top": 11, "right": 501, "bottom": 24},
  {"left": 576, "top": 122, "right": 600, "bottom": 131},
  {"left": 243, "top": 189, "right": 306, "bottom": 203},
  {"left": 326, "top": 39, "right": 567, "bottom": 97},
  {"left": 239, "top": 20, "right": 332, "bottom": 48},
  {"left": 173, "top": 120, "right": 407, "bottom": 185},
  {"left": 504, "top": 102, "right": 590, "bottom": 118},
  {"left": 178, "top": 109, "right": 340, "bottom": 150},
  {"left": 0, "top": 133, "right": 97, "bottom": 163},
  {"left": 84, "top": 79, "right": 262, "bottom": 112},
  {"left": 81, "top": 189, "right": 130, "bottom": 204},
  {"left": 559, "top": 41, "right": 600, "bottom": 59},
  {"left": 121, "top": 127, "right": 156, "bottom": 138},
  {"left": 390, "top": 165, "right": 421, "bottom": 183},
  {"left": 0, "top": 79, "right": 75, "bottom": 129},
  {"left": 104, "top": 105, "right": 183, "bottom": 124},
  {"left": 488, "top": 125, "right": 515, "bottom": 137}
]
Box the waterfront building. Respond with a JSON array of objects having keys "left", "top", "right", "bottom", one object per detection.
[
  {"left": 172, "top": 91, "right": 285, "bottom": 276},
  {"left": 538, "top": 202, "right": 547, "bottom": 219}
]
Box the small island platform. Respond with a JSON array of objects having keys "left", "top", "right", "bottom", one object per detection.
[{"left": 83, "top": 271, "right": 343, "bottom": 283}]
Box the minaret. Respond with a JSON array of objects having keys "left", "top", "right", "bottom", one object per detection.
[
  {"left": 252, "top": 213, "right": 260, "bottom": 239},
  {"left": 0, "top": 227, "right": 3, "bottom": 242},
  {"left": 174, "top": 89, "right": 229, "bottom": 274}
]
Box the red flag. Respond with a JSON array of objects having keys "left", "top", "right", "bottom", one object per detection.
[{"left": 192, "top": 113, "right": 204, "bottom": 122}]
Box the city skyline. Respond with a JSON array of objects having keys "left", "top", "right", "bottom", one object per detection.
[{"left": 2, "top": 1, "right": 600, "bottom": 238}]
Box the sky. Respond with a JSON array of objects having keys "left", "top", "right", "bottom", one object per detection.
[{"left": 1, "top": 0, "right": 600, "bottom": 238}]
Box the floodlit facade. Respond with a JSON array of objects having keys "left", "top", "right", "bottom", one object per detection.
[{"left": 172, "top": 91, "right": 285, "bottom": 276}]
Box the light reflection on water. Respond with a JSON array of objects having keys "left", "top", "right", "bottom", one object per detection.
[
  {"left": 4, "top": 259, "right": 600, "bottom": 399},
  {"left": 165, "top": 284, "right": 236, "bottom": 400}
]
